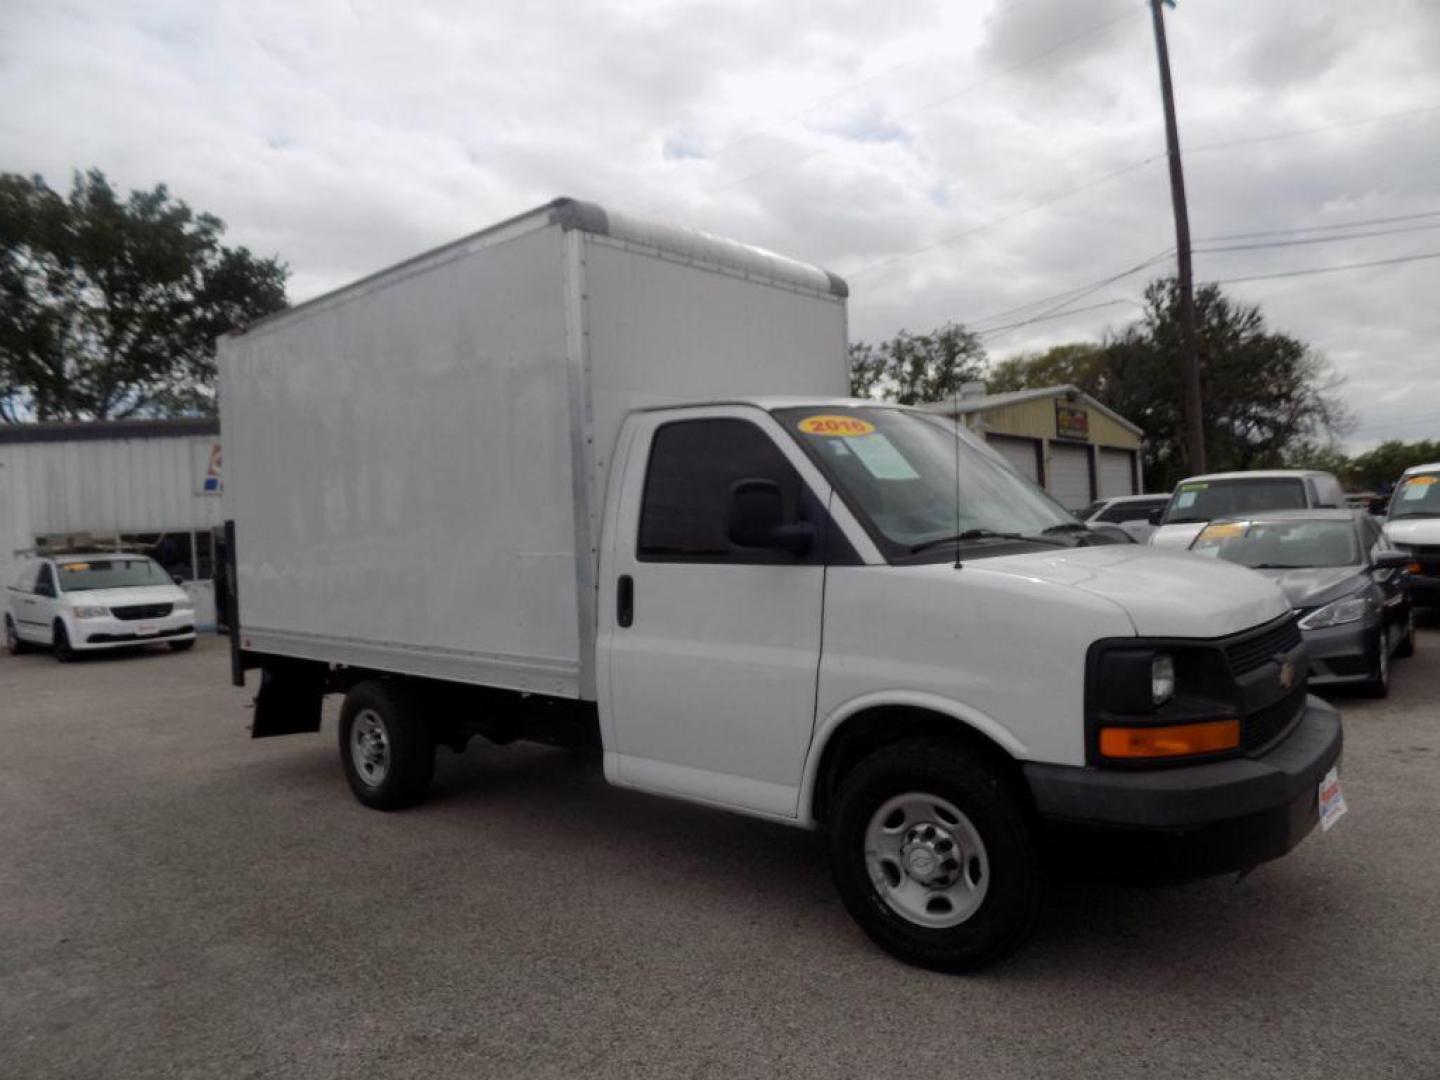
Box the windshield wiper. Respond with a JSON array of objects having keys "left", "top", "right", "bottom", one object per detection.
[
  {"left": 1041, "top": 522, "right": 1094, "bottom": 534},
  {"left": 1389, "top": 512, "right": 1438, "bottom": 519},
  {"left": 909, "top": 529, "right": 1068, "bottom": 554},
  {"left": 1251, "top": 563, "right": 1310, "bottom": 569}
]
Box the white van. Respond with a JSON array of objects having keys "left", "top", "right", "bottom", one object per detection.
[
  {"left": 219, "top": 200, "right": 1344, "bottom": 972},
  {"left": 1150, "top": 469, "right": 1346, "bottom": 549},
  {"left": 1384, "top": 461, "right": 1440, "bottom": 607}
]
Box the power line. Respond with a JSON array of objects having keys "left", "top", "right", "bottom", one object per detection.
[
  {"left": 970, "top": 247, "right": 1173, "bottom": 331},
  {"left": 1197, "top": 208, "right": 1440, "bottom": 243},
  {"left": 845, "top": 155, "right": 1164, "bottom": 281},
  {"left": 1185, "top": 103, "right": 1440, "bottom": 155},
  {"left": 1195, "top": 221, "right": 1440, "bottom": 254},
  {"left": 644, "top": 4, "right": 1141, "bottom": 215},
  {"left": 1206, "top": 250, "right": 1440, "bottom": 286},
  {"left": 975, "top": 298, "right": 1136, "bottom": 339}
]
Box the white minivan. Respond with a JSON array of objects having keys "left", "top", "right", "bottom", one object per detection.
[
  {"left": 1384, "top": 461, "right": 1440, "bottom": 608},
  {"left": 5, "top": 554, "right": 197, "bottom": 660}
]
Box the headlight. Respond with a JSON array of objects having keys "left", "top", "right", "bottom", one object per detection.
[
  {"left": 1298, "top": 595, "right": 1371, "bottom": 629},
  {"left": 1151, "top": 653, "right": 1175, "bottom": 705},
  {"left": 70, "top": 605, "right": 109, "bottom": 619}
]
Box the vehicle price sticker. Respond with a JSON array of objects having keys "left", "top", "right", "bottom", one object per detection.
[
  {"left": 1198, "top": 522, "right": 1245, "bottom": 540},
  {"left": 1318, "top": 766, "right": 1347, "bottom": 832},
  {"left": 797, "top": 415, "right": 875, "bottom": 437},
  {"left": 1401, "top": 476, "right": 1437, "bottom": 500}
]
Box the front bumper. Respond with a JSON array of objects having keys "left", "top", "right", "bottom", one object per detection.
[
  {"left": 1023, "top": 696, "right": 1342, "bottom": 878},
  {"left": 74, "top": 613, "right": 197, "bottom": 649},
  {"left": 1302, "top": 620, "right": 1379, "bottom": 686}
]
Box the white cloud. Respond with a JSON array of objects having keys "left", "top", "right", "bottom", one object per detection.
[{"left": 2, "top": 0, "right": 1437, "bottom": 449}]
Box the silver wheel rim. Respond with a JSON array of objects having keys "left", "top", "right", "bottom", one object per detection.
[
  {"left": 864, "top": 792, "right": 990, "bottom": 929},
  {"left": 350, "top": 709, "right": 391, "bottom": 787}
]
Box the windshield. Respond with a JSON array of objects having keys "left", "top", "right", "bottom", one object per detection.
[
  {"left": 773, "top": 406, "right": 1075, "bottom": 559},
  {"left": 1190, "top": 519, "right": 1359, "bottom": 568},
  {"left": 1388, "top": 474, "right": 1440, "bottom": 518},
  {"left": 55, "top": 557, "right": 171, "bottom": 592},
  {"left": 1162, "top": 478, "right": 1307, "bottom": 524}
]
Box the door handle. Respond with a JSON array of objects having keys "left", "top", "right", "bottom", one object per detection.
[{"left": 617, "top": 575, "right": 634, "bottom": 628}]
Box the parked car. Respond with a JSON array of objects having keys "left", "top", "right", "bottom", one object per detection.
[
  {"left": 1150, "top": 469, "right": 1346, "bottom": 549},
  {"left": 1383, "top": 461, "right": 1440, "bottom": 609},
  {"left": 1082, "top": 494, "right": 1171, "bottom": 543},
  {"left": 1189, "top": 510, "right": 1413, "bottom": 697},
  {"left": 4, "top": 553, "right": 197, "bottom": 661}
]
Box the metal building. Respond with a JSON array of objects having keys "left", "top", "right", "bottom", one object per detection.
[
  {"left": 0, "top": 419, "right": 224, "bottom": 627},
  {"left": 921, "top": 384, "right": 1145, "bottom": 513}
]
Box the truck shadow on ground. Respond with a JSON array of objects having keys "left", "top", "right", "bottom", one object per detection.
[{"left": 252, "top": 733, "right": 1340, "bottom": 980}]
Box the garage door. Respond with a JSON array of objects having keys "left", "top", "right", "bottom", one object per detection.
[
  {"left": 1098, "top": 448, "right": 1137, "bottom": 498},
  {"left": 1048, "top": 443, "right": 1093, "bottom": 512},
  {"left": 985, "top": 435, "right": 1040, "bottom": 483}
]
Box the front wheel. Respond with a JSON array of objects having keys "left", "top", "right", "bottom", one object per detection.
[
  {"left": 338, "top": 681, "right": 435, "bottom": 810},
  {"left": 1363, "top": 633, "right": 1390, "bottom": 698},
  {"left": 827, "top": 738, "right": 1042, "bottom": 973},
  {"left": 168, "top": 638, "right": 196, "bottom": 652},
  {"left": 53, "top": 622, "right": 75, "bottom": 663},
  {"left": 1395, "top": 607, "right": 1415, "bottom": 659}
]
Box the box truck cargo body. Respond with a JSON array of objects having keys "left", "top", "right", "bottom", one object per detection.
[
  {"left": 221, "top": 199, "right": 1343, "bottom": 972},
  {"left": 220, "top": 199, "right": 848, "bottom": 700}
]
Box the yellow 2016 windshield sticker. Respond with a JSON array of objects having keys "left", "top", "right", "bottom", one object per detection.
[
  {"left": 59, "top": 562, "right": 92, "bottom": 571},
  {"left": 1198, "top": 522, "right": 1245, "bottom": 540},
  {"left": 797, "top": 415, "right": 875, "bottom": 436},
  {"left": 1405, "top": 475, "right": 1437, "bottom": 486}
]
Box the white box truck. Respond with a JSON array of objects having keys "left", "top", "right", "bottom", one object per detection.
[{"left": 219, "top": 198, "right": 1343, "bottom": 971}]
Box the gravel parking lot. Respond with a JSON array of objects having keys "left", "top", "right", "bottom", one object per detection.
[{"left": 2, "top": 624, "right": 1438, "bottom": 1080}]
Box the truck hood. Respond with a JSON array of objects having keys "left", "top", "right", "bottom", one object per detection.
[
  {"left": 62, "top": 585, "right": 189, "bottom": 609},
  {"left": 1250, "top": 565, "right": 1366, "bottom": 610},
  {"left": 1148, "top": 522, "right": 1206, "bottom": 549},
  {"left": 1385, "top": 517, "right": 1440, "bottom": 546},
  {"left": 968, "top": 545, "right": 1289, "bottom": 638}
]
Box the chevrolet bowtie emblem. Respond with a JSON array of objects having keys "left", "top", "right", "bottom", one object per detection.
[{"left": 1278, "top": 660, "right": 1297, "bottom": 690}]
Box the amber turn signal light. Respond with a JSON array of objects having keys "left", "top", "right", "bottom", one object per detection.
[
  {"left": 1408, "top": 562, "right": 1422, "bottom": 575},
  {"left": 1099, "top": 719, "right": 1240, "bottom": 759}
]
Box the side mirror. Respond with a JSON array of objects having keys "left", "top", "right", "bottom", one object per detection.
[
  {"left": 34, "top": 582, "right": 54, "bottom": 598},
  {"left": 726, "top": 479, "right": 813, "bottom": 555},
  {"left": 1147, "top": 508, "right": 1163, "bottom": 525},
  {"left": 1374, "top": 551, "right": 1410, "bottom": 571},
  {"left": 173, "top": 574, "right": 185, "bottom": 586}
]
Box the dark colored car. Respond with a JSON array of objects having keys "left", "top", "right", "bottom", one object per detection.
[{"left": 1189, "top": 509, "right": 1414, "bottom": 697}]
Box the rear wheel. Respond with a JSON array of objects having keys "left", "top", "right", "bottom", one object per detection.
[
  {"left": 5, "top": 616, "right": 28, "bottom": 655},
  {"left": 52, "top": 622, "right": 75, "bottom": 663},
  {"left": 827, "top": 738, "right": 1042, "bottom": 973},
  {"left": 338, "top": 681, "right": 435, "bottom": 810}
]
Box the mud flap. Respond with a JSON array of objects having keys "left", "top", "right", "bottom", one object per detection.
[{"left": 251, "top": 659, "right": 326, "bottom": 738}]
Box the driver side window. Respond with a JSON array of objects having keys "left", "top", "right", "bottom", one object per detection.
[{"left": 34, "top": 563, "right": 57, "bottom": 597}]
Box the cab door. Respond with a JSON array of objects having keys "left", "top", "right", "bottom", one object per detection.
[{"left": 599, "top": 408, "right": 834, "bottom": 818}]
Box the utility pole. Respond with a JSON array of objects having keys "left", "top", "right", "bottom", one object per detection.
[{"left": 1149, "top": 0, "right": 1207, "bottom": 473}]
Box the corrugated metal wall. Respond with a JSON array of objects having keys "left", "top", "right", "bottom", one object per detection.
[{"left": 1, "top": 435, "right": 221, "bottom": 583}]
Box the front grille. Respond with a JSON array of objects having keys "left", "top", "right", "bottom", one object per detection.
[
  {"left": 1242, "top": 681, "right": 1307, "bottom": 753},
  {"left": 1224, "top": 617, "right": 1302, "bottom": 676},
  {"left": 111, "top": 603, "right": 173, "bottom": 621}
]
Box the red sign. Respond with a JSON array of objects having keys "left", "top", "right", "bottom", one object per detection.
[{"left": 1055, "top": 403, "right": 1089, "bottom": 441}]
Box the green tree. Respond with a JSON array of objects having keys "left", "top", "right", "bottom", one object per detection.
[
  {"left": 986, "top": 342, "right": 1109, "bottom": 396},
  {"left": 1103, "top": 279, "right": 1350, "bottom": 490},
  {"left": 1345, "top": 440, "right": 1440, "bottom": 491},
  {"left": 849, "top": 323, "right": 986, "bottom": 404},
  {"left": 0, "top": 169, "right": 288, "bottom": 422}
]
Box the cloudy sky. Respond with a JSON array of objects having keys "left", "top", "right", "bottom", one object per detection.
[{"left": 4, "top": 0, "right": 1438, "bottom": 448}]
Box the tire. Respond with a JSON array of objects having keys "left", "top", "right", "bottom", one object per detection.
[
  {"left": 168, "top": 639, "right": 196, "bottom": 652},
  {"left": 338, "top": 681, "right": 435, "bottom": 810},
  {"left": 1363, "top": 632, "right": 1390, "bottom": 698},
  {"left": 1395, "top": 607, "right": 1415, "bottom": 659},
  {"left": 5, "top": 616, "right": 29, "bottom": 655},
  {"left": 53, "top": 622, "right": 75, "bottom": 663},
  {"left": 827, "top": 737, "right": 1042, "bottom": 973}
]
